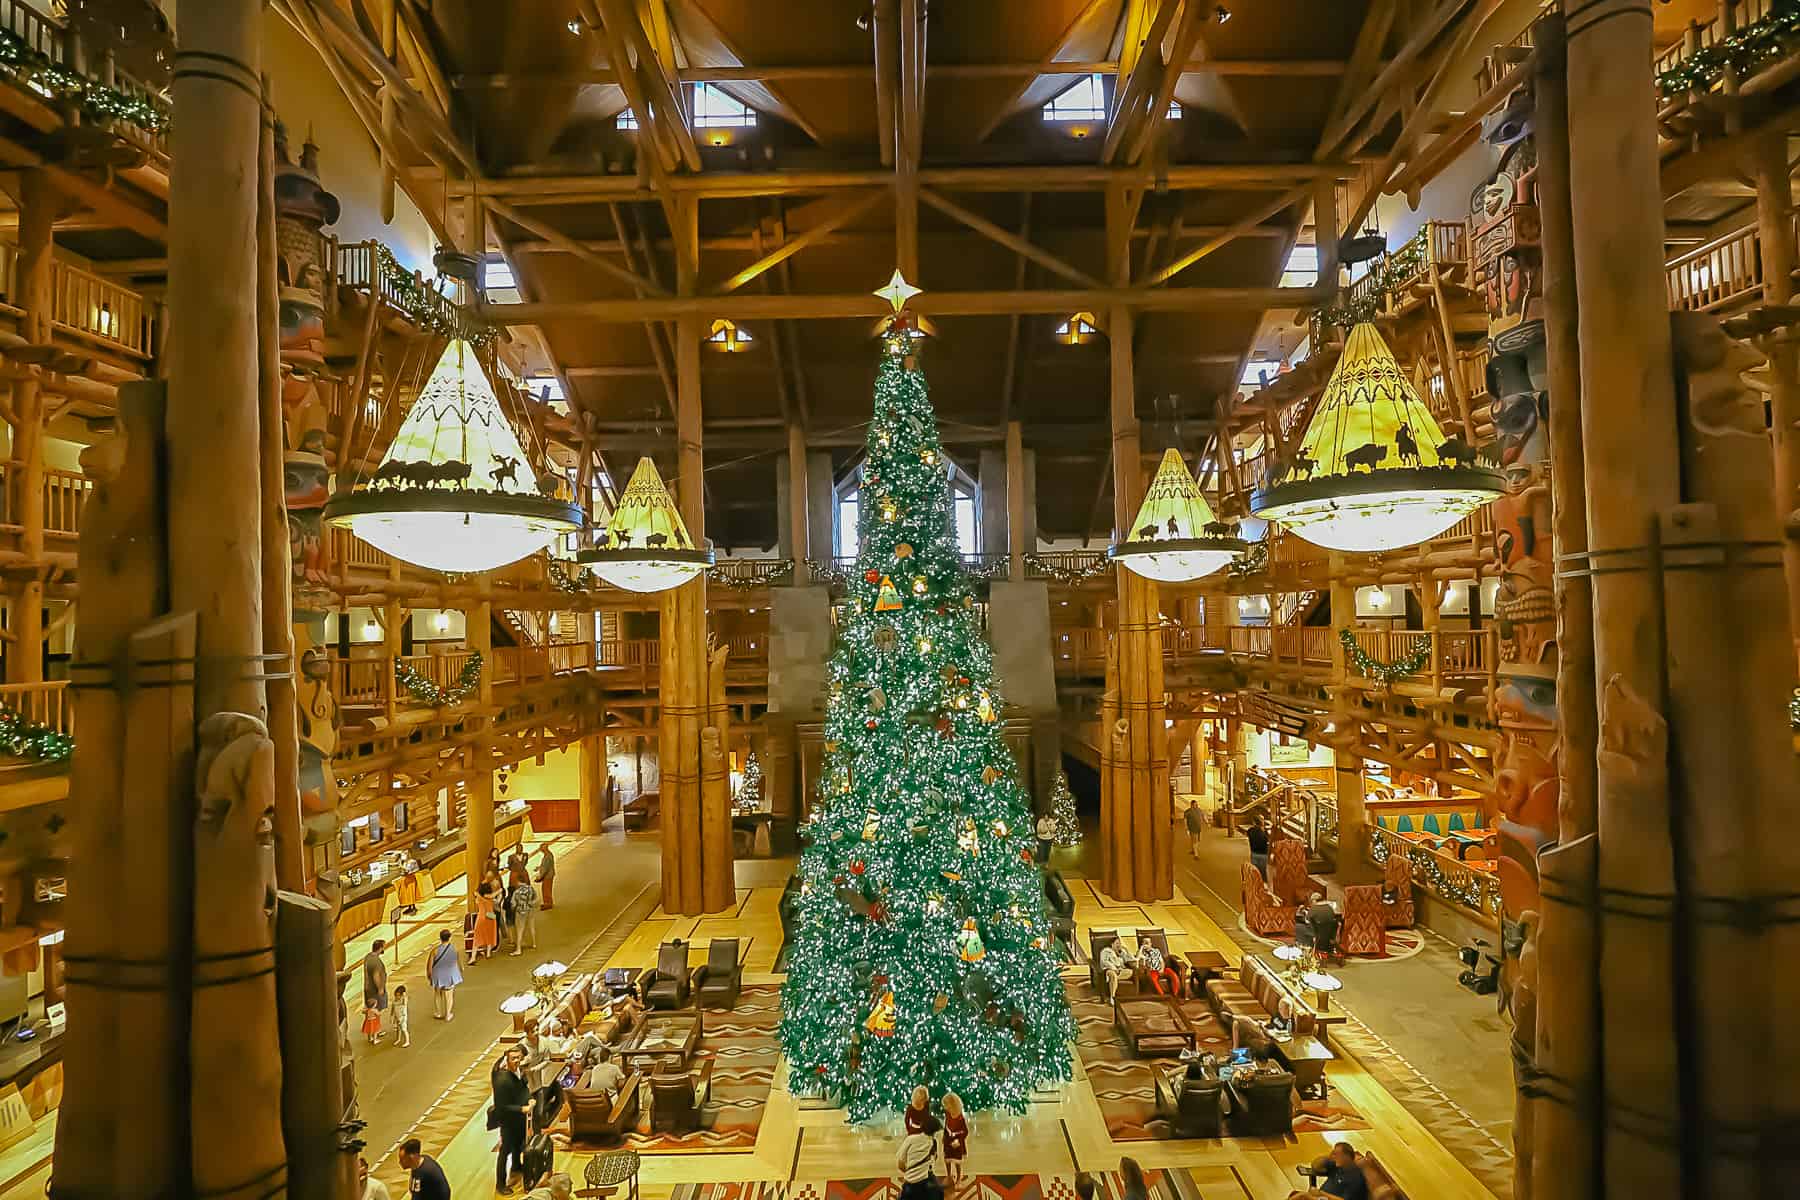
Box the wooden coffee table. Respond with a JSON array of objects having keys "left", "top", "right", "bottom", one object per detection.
[
  {"left": 1176, "top": 949, "right": 1231, "bottom": 986},
  {"left": 1270, "top": 1033, "right": 1334, "bottom": 1099},
  {"left": 617, "top": 1011, "right": 702, "bottom": 1072}
]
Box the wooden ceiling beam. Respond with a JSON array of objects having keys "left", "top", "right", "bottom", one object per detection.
[
  {"left": 482, "top": 283, "right": 1329, "bottom": 323},
  {"left": 1000, "top": 193, "right": 1032, "bottom": 425},
  {"left": 1315, "top": 0, "right": 1473, "bottom": 161},
  {"left": 918, "top": 186, "right": 1101, "bottom": 288},
  {"left": 1140, "top": 183, "right": 1309, "bottom": 287},
  {"left": 712, "top": 190, "right": 885, "bottom": 295},
  {"left": 1102, "top": 0, "right": 1182, "bottom": 164},
  {"left": 448, "top": 59, "right": 1369, "bottom": 89},
  {"left": 450, "top": 161, "right": 1344, "bottom": 202},
  {"left": 974, "top": 0, "right": 1113, "bottom": 143},
  {"left": 506, "top": 222, "right": 1289, "bottom": 257},
  {"left": 873, "top": 0, "right": 901, "bottom": 168},
  {"left": 483, "top": 195, "right": 670, "bottom": 296},
  {"left": 1124, "top": 2, "right": 1211, "bottom": 166},
  {"left": 594, "top": 0, "right": 701, "bottom": 172}
]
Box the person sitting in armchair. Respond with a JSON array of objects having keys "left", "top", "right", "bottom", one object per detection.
[
  {"left": 1298, "top": 1142, "right": 1372, "bottom": 1200},
  {"left": 1097, "top": 939, "right": 1130, "bottom": 1002},
  {"left": 1138, "top": 943, "right": 1182, "bottom": 996}
]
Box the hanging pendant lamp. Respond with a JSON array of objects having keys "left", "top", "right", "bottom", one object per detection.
[
  {"left": 323, "top": 339, "right": 584, "bottom": 573},
  {"left": 1250, "top": 323, "right": 1504, "bottom": 552},
  {"left": 1109, "top": 449, "right": 1246, "bottom": 581},
  {"left": 576, "top": 456, "right": 714, "bottom": 592}
]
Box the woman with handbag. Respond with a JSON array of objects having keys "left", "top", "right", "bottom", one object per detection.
[{"left": 427, "top": 928, "right": 464, "bottom": 1021}]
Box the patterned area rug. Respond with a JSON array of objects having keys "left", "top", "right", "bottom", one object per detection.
[
  {"left": 1236, "top": 921, "right": 1426, "bottom": 962},
  {"left": 614, "top": 984, "right": 782, "bottom": 1153},
  {"left": 1066, "top": 985, "right": 1370, "bottom": 1141},
  {"left": 673, "top": 1168, "right": 1248, "bottom": 1200}
]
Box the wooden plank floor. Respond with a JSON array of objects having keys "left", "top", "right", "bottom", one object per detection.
[{"left": 399, "top": 869, "right": 1499, "bottom": 1200}]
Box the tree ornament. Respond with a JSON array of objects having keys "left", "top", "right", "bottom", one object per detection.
[
  {"left": 895, "top": 542, "right": 914, "bottom": 558},
  {"left": 977, "top": 692, "right": 996, "bottom": 723},
  {"left": 992, "top": 818, "right": 1011, "bottom": 838},
  {"left": 925, "top": 891, "right": 946, "bottom": 916},
  {"left": 940, "top": 869, "right": 963, "bottom": 882},
  {"left": 1019, "top": 847, "right": 1035, "bottom": 864},
  {"left": 875, "top": 575, "right": 905, "bottom": 611},
  {"left": 864, "top": 568, "right": 882, "bottom": 585},
  {"left": 849, "top": 858, "right": 867, "bottom": 876},
  {"left": 921, "top": 448, "right": 939, "bottom": 466},
  {"left": 880, "top": 498, "right": 898, "bottom": 523},
  {"left": 918, "top": 635, "right": 935, "bottom": 654},
  {"left": 865, "top": 717, "right": 879, "bottom": 730},
  {"left": 982, "top": 765, "right": 1001, "bottom": 786},
  {"left": 958, "top": 818, "right": 980, "bottom": 856},
  {"left": 861, "top": 808, "right": 881, "bottom": 840},
  {"left": 956, "top": 917, "right": 987, "bottom": 962},
  {"left": 872, "top": 624, "right": 899, "bottom": 652},
  {"left": 912, "top": 575, "right": 929, "bottom": 596},
  {"left": 935, "top": 715, "right": 954, "bottom": 739},
  {"left": 933, "top": 993, "right": 950, "bottom": 1013}
]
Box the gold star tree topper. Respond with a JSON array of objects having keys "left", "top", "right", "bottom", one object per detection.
[{"left": 874, "top": 268, "right": 922, "bottom": 313}]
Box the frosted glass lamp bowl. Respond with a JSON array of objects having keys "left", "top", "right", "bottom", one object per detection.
[
  {"left": 1250, "top": 466, "right": 1505, "bottom": 553},
  {"left": 325, "top": 489, "right": 584, "bottom": 574},
  {"left": 576, "top": 544, "right": 715, "bottom": 593},
  {"left": 1107, "top": 535, "right": 1245, "bottom": 582}
]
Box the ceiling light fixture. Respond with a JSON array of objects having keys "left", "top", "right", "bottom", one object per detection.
[
  {"left": 324, "top": 339, "right": 584, "bottom": 574},
  {"left": 577, "top": 457, "right": 714, "bottom": 592},
  {"left": 1251, "top": 323, "right": 1503, "bottom": 552},
  {"left": 1109, "top": 449, "right": 1245, "bottom": 581}
]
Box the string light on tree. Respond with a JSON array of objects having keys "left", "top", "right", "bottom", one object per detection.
[{"left": 778, "top": 273, "right": 1074, "bottom": 1121}]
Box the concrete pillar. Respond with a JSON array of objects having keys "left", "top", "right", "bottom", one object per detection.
[
  {"left": 775, "top": 453, "right": 792, "bottom": 560},
  {"left": 978, "top": 449, "right": 1007, "bottom": 557},
  {"left": 987, "top": 579, "right": 1058, "bottom": 806}
]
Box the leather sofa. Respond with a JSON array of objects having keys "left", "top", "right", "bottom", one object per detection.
[
  {"left": 547, "top": 972, "right": 634, "bottom": 1045},
  {"left": 640, "top": 941, "right": 694, "bottom": 1010},
  {"left": 567, "top": 1070, "right": 642, "bottom": 1145},
  {"left": 1204, "top": 956, "right": 1318, "bottom": 1037},
  {"left": 691, "top": 937, "right": 743, "bottom": 1009},
  {"left": 1242, "top": 862, "right": 1300, "bottom": 937}
]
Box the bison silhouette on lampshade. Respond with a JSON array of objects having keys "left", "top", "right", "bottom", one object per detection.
[
  {"left": 1109, "top": 449, "right": 1245, "bottom": 582},
  {"left": 577, "top": 457, "right": 714, "bottom": 593}
]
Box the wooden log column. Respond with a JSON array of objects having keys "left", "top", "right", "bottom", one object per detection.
[
  {"left": 579, "top": 732, "right": 608, "bottom": 834},
  {"left": 660, "top": 312, "right": 733, "bottom": 914},
  {"left": 1099, "top": 306, "right": 1171, "bottom": 902},
  {"left": 6, "top": 169, "right": 55, "bottom": 686},
  {"left": 1751, "top": 129, "right": 1800, "bottom": 666},
  {"left": 1332, "top": 749, "right": 1369, "bottom": 880},
  {"left": 1561, "top": 3, "right": 1683, "bottom": 1195},
  {"left": 466, "top": 745, "right": 495, "bottom": 914}
]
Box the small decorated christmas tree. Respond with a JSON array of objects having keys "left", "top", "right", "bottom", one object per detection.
[
  {"left": 735, "top": 751, "right": 764, "bottom": 813},
  {"left": 1048, "top": 770, "right": 1081, "bottom": 846},
  {"left": 778, "top": 276, "right": 1075, "bottom": 1121}
]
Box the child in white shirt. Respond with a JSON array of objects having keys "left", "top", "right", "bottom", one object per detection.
[{"left": 392, "top": 984, "right": 411, "bottom": 1047}]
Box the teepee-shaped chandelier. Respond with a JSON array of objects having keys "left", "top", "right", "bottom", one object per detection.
[
  {"left": 1109, "top": 449, "right": 1245, "bottom": 581},
  {"left": 577, "top": 457, "right": 713, "bottom": 593},
  {"left": 323, "top": 339, "right": 584, "bottom": 573},
  {"left": 1250, "top": 323, "right": 1504, "bottom": 552}
]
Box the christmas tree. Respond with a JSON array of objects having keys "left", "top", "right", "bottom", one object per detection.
[
  {"left": 1048, "top": 770, "right": 1082, "bottom": 846},
  {"left": 778, "top": 289, "right": 1075, "bottom": 1121},
  {"left": 735, "top": 751, "right": 763, "bottom": 813}
]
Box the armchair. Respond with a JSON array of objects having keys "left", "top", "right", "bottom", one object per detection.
[
  {"left": 1225, "top": 1069, "right": 1296, "bottom": 1138},
  {"left": 1381, "top": 855, "right": 1415, "bottom": 928},
  {"left": 1269, "top": 838, "right": 1328, "bottom": 907},
  {"left": 1153, "top": 1068, "right": 1224, "bottom": 1139},
  {"left": 567, "top": 1071, "right": 641, "bottom": 1145},
  {"left": 1087, "top": 929, "right": 1132, "bottom": 998},
  {"left": 691, "top": 937, "right": 743, "bottom": 1009},
  {"left": 1339, "top": 884, "right": 1387, "bottom": 956},
  {"left": 640, "top": 941, "right": 693, "bottom": 1010},
  {"left": 1242, "top": 863, "right": 1300, "bottom": 937},
  {"left": 649, "top": 1058, "right": 715, "bottom": 1133}
]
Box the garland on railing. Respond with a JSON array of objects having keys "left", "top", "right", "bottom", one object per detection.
[
  {"left": 709, "top": 559, "right": 794, "bottom": 588},
  {"left": 1024, "top": 552, "right": 1112, "bottom": 585},
  {"left": 1227, "top": 539, "right": 1269, "bottom": 579},
  {"left": 1370, "top": 827, "right": 1500, "bottom": 916},
  {"left": 394, "top": 651, "right": 483, "bottom": 706},
  {"left": 1312, "top": 228, "right": 1429, "bottom": 331},
  {"left": 1339, "top": 627, "right": 1431, "bottom": 684},
  {"left": 0, "top": 28, "right": 167, "bottom": 134},
  {"left": 805, "top": 557, "right": 852, "bottom": 590},
  {"left": 0, "top": 707, "right": 72, "bottom": 762},
  {"left": 1656, "top": 1, "right": 1800, "bottom": 97},
  {"left": 547, "top": 558, "right": 597, "bottom": 593},
  {"left": 374, "top": 245, "right": 497, "bottom": 348},
  {"left": 1791, "top": 687, "right": 1799, "bottom": 730},
  {"left": 960, "top": 556, "right": 1012, "bottom": 582}
]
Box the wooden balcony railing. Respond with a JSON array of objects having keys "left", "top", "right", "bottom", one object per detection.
[
  {"left": 1348, "top": 628, "right": 1498, "bottom": 686},
  {"left": 1654, "top": 0, "right": 1778, "bottom": 85},
  {"left": 334, "top": 240, "right": 463, "bottom": 335},
  {"left": 1666, "top": 222, "right": 1766, "bottom": 313},
  {"left": 1369, "top": 823, "right": 1502, "bottom": 926},
  {"left": 0, "top": 679, "right": 71, "bottom": 741},
  {"left": 0, "top": 243, "right": 157, "bottom": 360},
  {"left": 1052, "top": 628, "right": 1110, "bottom": 674},
  {"left": 1025, "top": 549, "right": 1110, "bottom": 584},
  {"left": 331, "top": 656, "right": 388, "bottom": 708},
  {"left": 0, "top": 463, "right": 93, "bottom": 536}
]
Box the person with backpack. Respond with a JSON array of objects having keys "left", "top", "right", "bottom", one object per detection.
[
  {"left": 510, "top": 876, "right": 541, "bottom": 955},
  {"left": 896, "top": 1110, "right": 942, "bottom": 1200}
]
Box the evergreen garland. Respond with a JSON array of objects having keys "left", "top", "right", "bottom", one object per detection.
[
  {"left": 394, "top": 651, "right": 483, "bottom": 706},
  {"left": 1312, "top": 227, "right": 1429, "bottom": 332},
  {"left": 1339, "top": 627, "right": 1431, "bottom": 684},
  {"left": 0, "top": 28, "right": 168, "bottom": 134},
  {"left": 0, "top": 707, "right": 72, "bottom": 762},
  {"left": 547, "top": 559, "right": 597, "bottom": 593},
  {"left": 1656, "top": 2, "right": 1800, "bottom": 98},
  {"left": 1023, "top": 552, "right": 1111, "bottom": 585},
  {"left": 375, "top": 245, "right": 496, "bottom": 348},
  {"left": 1791, "top": 687, "right": 1799, "bottom": 731}
]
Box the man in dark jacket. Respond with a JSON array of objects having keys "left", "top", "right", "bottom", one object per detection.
[{"left": 491, "top": 1046, "right": 534, "bottom": 1195}]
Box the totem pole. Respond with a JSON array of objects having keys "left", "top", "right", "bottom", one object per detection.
[{"left": 274, "top": 122, "right": 345, "bottom": 884}]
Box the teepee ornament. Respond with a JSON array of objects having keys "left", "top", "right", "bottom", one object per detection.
[
  {"left": 1251, "top": 322, "right": 1505, "bottom": 552},
  {"left": 577, "top": 457, "right": 716, "bottom": 591},
  {"left": 1108, "top": 449, "right": 1245, "bottom": 582},
  {"left": 874, "top": 575, "right": 905, "bottom": 612},
  {"left": 323, "top": 339, "right": 584, "bottom": 573}
]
